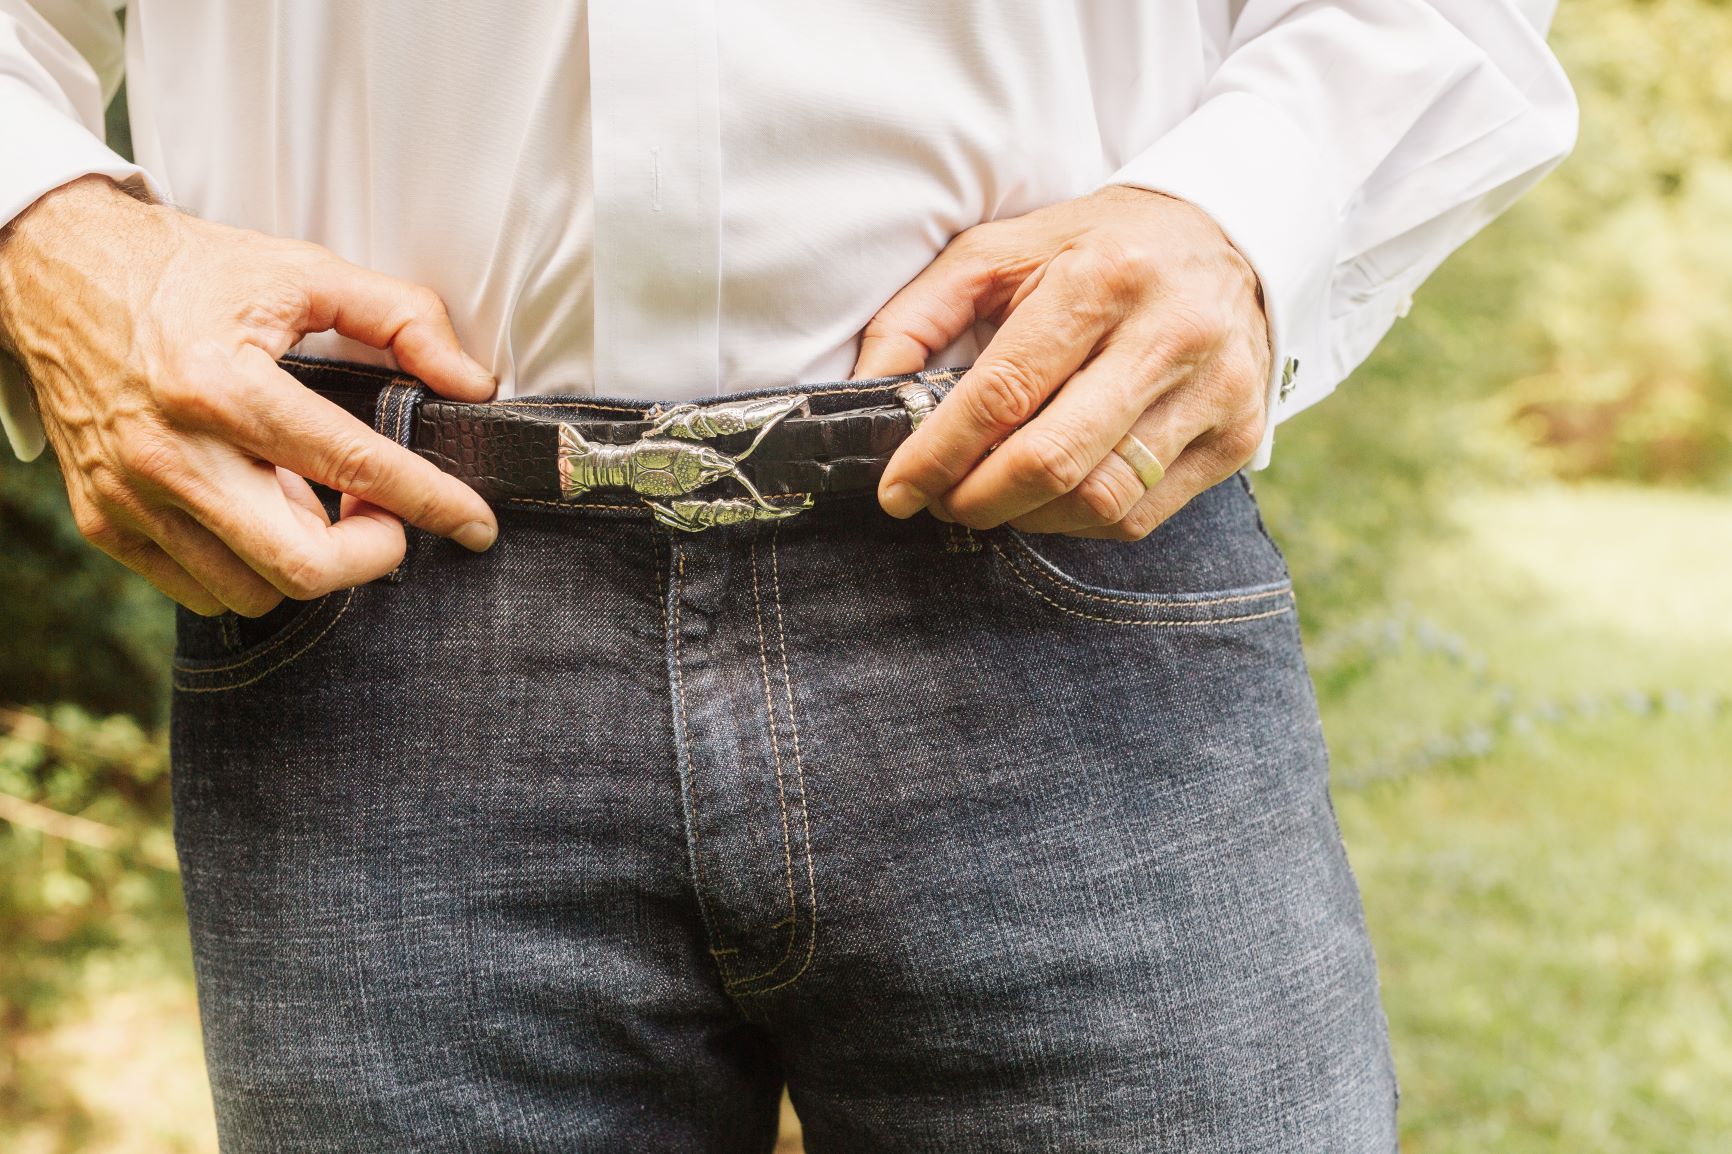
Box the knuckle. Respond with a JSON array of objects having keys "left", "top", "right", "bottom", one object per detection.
[
  {"left": 1162, "top": 305, "right": 1228, "bottom": 359},
  {"left": 1076, "top": 472, "right": 1140, "bottom": 526},
  {"left": 407, "top": 483, "right": 460, "bottom": 530},
  {"left": 409, "top": 285, "right": 450, "bottom": 323},
  {"left": 901, "top": 435, "right": 967, "bottom": 492},
  {"left": 1010, "top": 427, "right": 1092, "bottom": 497},
  {"left": 323, "top": 438, "right": 384, "bottom": 494},
  {"left": 964, "top": 362, "right": 1046, "bottom": 432},
  {"left": 953, "top": 506, "right": 998, "bottom": 533},
  {"left": 272, "top": 546, "right": 334, "bottom": 600},
  {"left": 1077, "top": 237, "right": 1148, "bottom": 297},
  {"left": 859, "top": 309, "right": 894, "bottom": 344},
  {"left": 116, "top": 433, "right": 181, "bottom": 485},
  {"left": 1222, "top": 343, "right": 1267, "bottom": 392},
  {"left": 233, "top": 588, "right": 286, "bottom": 619},
  {"left": 1216, "top": 417, "right": 1267, "bottom": 466},
  {"left": 151, "top": 364, "right": 233, "bottom": 428},
  {"left": 1116, "top": 506, "right": 1163, "bottom": 541},
  {"left": 70, "top": 502, "right": 117, "bottom": 547},
  {"left": 948, "top": 221, "right": 999, "bottom": 260},
  {"left": 86, "top": 463, "right": 134, "bottom": 507}
]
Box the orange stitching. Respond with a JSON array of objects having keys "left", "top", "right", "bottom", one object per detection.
[
  {"left": 736, "top": 523, "right": 818, "bottom": 996},
  {"left": 174, "top": 588, "right": 355, "bottom": 692},
  {"left": 394, "top": 383, "right": 416, "bottom": 440},
  {"left": 1004, "top": 534, "right": 1292, "bottom": 610},
  {"left": 994, "top": 544, "right": 1294, "bottom": 627},
  {"left": 670, "top": 546, "right": 729, "bottom": 959},
  {"left": 728, "top": 530, "right": 801, "bottom": 989}
]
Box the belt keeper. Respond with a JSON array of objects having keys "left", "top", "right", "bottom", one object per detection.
[
  {"left": 372, "top": 379, "right": 428, "bottom": 584},
  {"left": 896, "top": 368, "right": 964, "bottom": 430}
]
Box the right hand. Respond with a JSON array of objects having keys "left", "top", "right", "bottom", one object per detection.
[{"left": 0, "top": 175, "right": 500, "bottom": 617}]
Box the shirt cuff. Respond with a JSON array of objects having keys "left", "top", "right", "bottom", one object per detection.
[
  {"left": 1, "top": 351, "right": 44, "bottom": 461},
  {"left": 1104, "top": 90, "right": 1339, "bottom": 469},
  {"left": 0, "top": 77, "right": 148, "bottom": 460}
]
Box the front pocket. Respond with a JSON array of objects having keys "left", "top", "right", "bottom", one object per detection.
[
  {"left": 989, "top": 531, "right": 1295, "bottom": 627},
  {"left": 172, "top": 587, "right": 355, "bottom": 694}
]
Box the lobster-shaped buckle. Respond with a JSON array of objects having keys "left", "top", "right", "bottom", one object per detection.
[{"left": 556, "top": 393, "right": 813, "bottom": 532}]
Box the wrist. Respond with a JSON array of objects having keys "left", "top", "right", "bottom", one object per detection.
[
  {"left": 1, "top": 173, "right": 159, "bottom": 264},
  {"left": 0, "top": 175, "right": 171, "bottom": 362}
]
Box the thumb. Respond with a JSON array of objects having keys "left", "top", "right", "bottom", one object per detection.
[
  {"left": 852, "top": 234, "right": 1007, "bottom": 381},
  {"left": 298, "top": 256, "right": 497, "bottom": 402}
]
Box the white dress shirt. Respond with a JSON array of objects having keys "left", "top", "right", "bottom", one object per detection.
[{"left": 0, "top": 1, "right": 1575, "bottom": 467}]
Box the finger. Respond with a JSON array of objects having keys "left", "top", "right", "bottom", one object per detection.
[
  {"left": 939, "top": 331, "right": 1197, "bottom": 529},
  {"left": 97, "top": 529, "right": 226, "bottom": 616},
  {"left": 277, "top": 467, "right": 334, "bottom": 527},
  {"left": 222, "top": 346, "right": 496, "bottom": 551},
  {"left": 877, "top": 248, "right": 1125, "bottom": 517},
  {"left": 297, "top": 253, "right": 497, "bottom": 401},
  {"left": 1000, "top": 379, "right": 1217, "bottom": 535},
  {"left": 177, "top": 458, "right": 411, "bottom": 599},
  {"left": 146, "top": 505, "right": 287, "bottom": 617},
  {"left": 852, "top": 229, "right": 1017, "bottom": 381},
  {"left": 1063, "top": 427, "right": 1259, "bottom": 541}
]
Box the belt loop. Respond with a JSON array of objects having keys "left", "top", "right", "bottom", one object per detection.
[
  {"left": 372, "top": 379, "right": 428, "bottom": 585},
  {"left": 921, "top": 366, "right": 965, "bottom": 401}
]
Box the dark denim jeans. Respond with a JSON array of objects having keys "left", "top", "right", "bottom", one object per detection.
[{"left": 171, "top": 417, "right": 1396, "bottom": 1151}]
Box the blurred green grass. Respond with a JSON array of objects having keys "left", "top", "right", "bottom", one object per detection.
[
  {"left": 1320, "top": 485, "right": 1732, "bottom": 1154},
  {"left": 4, "top": 1, "right": 1731, "bottom": 1149}
]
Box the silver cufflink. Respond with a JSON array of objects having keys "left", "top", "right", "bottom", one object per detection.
[{"left": 1279, "top": 357, "right": 1300, "bottom": 403}]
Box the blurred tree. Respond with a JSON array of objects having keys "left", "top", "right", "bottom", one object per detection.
[
  {"left": 0, "top": 465, "right": 172, "bottom": 720},
  {"left": 0, "top": 705, "right": 183, "bottom": 1144},
  {"left": 1496, "top": 0, "right": 1732, "bottom": 484}
]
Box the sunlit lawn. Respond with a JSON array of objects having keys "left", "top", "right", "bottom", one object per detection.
[
  {"left": 1329, "top": 484, "right": 1732, "bottom": 1154},
  {"left": 10, "top": 484, "right": 1728, "bottom": 1153}
]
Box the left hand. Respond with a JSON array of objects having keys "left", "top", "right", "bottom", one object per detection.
[{"left": 854, "top": 186, "right": 1272, "bottom": 539}]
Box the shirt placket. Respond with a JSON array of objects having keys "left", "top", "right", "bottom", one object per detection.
[{"left": 587, "top": 0, "right": 723, "bottom": 400}]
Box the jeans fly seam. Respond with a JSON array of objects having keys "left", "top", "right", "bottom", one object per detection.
[
  {"left": 734, "top": 521, "right": 819, "bottom": 998},
  {"left": 994, "top": 544, "right": 1296, "bottom": 627},
  {"left": 667, "top": 543, "right": 732, "bottom": 966},
  {"left": 726, "top": 528, "right": 802, "bottom": 990}
]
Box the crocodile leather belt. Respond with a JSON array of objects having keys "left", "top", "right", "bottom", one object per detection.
[{"left": 283, "top": 356, "right": 962, "bottom": 531}]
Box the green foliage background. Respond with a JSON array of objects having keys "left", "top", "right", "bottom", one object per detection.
[{"left": 2, "top": 2, "right": 1729, "bottom": 1149}]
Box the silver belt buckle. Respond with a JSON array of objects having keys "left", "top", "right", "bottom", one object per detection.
[
  {"left": 556, "top": 393, "right": 812, "bottom": 531},
  {"left": 554, "top": 380, "right": 945, "bottom": 531}
]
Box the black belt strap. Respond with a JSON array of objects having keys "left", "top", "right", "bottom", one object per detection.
[{"left": 282, "top": 356, "right": 961, "bottom": 526}]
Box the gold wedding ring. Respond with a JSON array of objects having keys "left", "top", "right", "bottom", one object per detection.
[{"left": 1112, "top": 432, "right": 1166, "bottom": 491}]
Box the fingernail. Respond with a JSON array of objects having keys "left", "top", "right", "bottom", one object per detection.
[
  {"left": 880, "top": 481, "right": 929, "bottom": 519},
  {"left": 456, "top": 519, "right": 497, "bottom": 551},
  {"left": 461, "top": 352, "right": 497, "bottom": 391}
]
